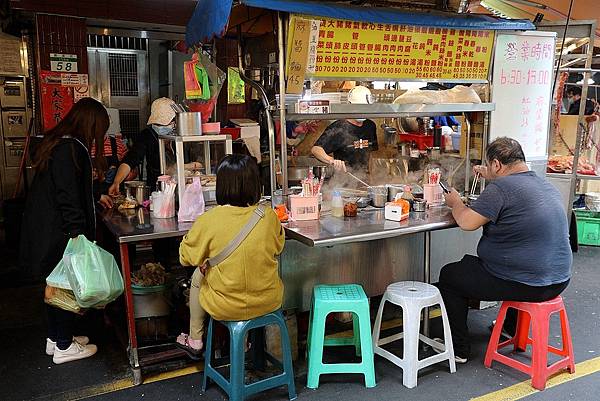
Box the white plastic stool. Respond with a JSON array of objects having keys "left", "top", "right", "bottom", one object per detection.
[{"left": 372, "top": 281, "right": 456, "bottom": 388}]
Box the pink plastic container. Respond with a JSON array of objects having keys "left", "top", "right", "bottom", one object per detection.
[
  {"left": 289, "top": 195, "right": 319, "bottom": 221},
  {"left": 424, "top": 184, "right": 444, "bottom": 206},
  {"left": 202, "top": 122, "right": 221, "bottom": 135}
]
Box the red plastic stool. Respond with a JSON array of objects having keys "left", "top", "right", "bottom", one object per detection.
[{"left": 484, "top": 296, "right": 575, "bottom": 390}]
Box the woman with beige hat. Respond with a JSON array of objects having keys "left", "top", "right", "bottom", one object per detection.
[{"left": 108, "top": 97, "right": 200, "bottom": 194}]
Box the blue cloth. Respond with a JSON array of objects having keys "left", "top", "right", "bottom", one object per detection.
[
  {"left": 433, "top": 116, "right": 459, "bottom": 127},
  {"left": 186, "top": 0, "right": 535, "bottom": 46},
  {"left": 470, "top": 171, "right": 572, "bottom": 286}
]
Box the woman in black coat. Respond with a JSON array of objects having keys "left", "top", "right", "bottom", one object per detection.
[{"left": 20, "top": 98, "right": 112, "bottom": 364}]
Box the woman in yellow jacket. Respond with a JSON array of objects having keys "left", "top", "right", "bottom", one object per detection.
[{"left": 177, "top": 154, "right": 285, "bottom": 357}]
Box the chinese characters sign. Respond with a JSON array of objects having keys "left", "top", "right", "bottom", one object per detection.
[
  {"left": 40, "top": 70, "right": 74, "bottom": 131},
  {"left": 308, "top": 16, "right": 494, "bottom": 80},
  {"left": 286, "top": 17, "right": 313, "bottom": 94},
  {"left": 490, "top": 33, "right": 556, "bottom": 158}
]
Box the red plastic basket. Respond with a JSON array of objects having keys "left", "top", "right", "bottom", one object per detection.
[
  {"left": 186, "top": 97, "right": 218, "bottom": 123},
  {"left": 399, "top": 133, "right": 434, "bottom": 150}
]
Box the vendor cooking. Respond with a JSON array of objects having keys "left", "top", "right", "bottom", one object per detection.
[
  {"left": 311, "top": 86, "right": 378, "bottom": 172},
  {"left": 108, "top": 97, "right": 201, "bottom": 195}
]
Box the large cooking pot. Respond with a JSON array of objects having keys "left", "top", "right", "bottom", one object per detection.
[
  {"left": 387, "top": 185, "right": 405, "bottom": 202},
  {"left": 125, "top": 181, "right": 150, "bottom": 204},
  {"left": 369, "top": 186, "right": 387, "bottom": 208},
  {"left": 287, "top": 163, "right": 333, "bottom": 183},
  {"left": 176, "top": 112, "right": 202, "bottom": 136}
]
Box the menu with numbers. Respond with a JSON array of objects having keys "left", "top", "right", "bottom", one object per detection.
[
  {"left": 490, "top": 33, "right": 556, "bottom": 159},
  {"left": 306, "top": 16, "right": 494, "bottom": 81}
]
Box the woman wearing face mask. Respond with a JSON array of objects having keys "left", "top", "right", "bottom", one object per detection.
[
  {"left": 108, "top": 97, "right": 200, "bottom": 195},
  {"left": 311, "top": 86, "right": 378, "bottom": 172}
]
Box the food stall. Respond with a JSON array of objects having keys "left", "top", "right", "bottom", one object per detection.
[{"left": 100, "top": 0, "right": 547, "bottom": 384}]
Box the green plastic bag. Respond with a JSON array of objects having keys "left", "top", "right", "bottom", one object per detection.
[
  {"left": 63, "top": 235, "right": 124, "bottom": 308},
  {"left": 46, "top": 259, "right": 71, "bottom": 290}
]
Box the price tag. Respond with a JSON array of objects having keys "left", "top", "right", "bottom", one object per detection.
[
  {"left": 50, "top": 53, "right": 78, "bottom": 73},
  {"left": 286, "top": 17, "right": 311, "bottom": 94}
]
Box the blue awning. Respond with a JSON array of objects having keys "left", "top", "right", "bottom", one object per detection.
[{"left": 186, "top": 0, "right": 535, "bottom": 46}]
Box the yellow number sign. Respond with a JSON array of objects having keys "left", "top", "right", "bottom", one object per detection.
[{"left": 308, "top": 16, "right": 494, "bottom": 81}]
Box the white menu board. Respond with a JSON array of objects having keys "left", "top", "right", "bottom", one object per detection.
[{"left": 490, "top": 32, "right": 556, "bottom": 159}]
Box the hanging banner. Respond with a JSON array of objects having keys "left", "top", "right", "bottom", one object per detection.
[
  {"left": 307, "top": 16, "right": 494, "bottom": 81},
  {"left": 40, "top": 70, "right": 74, "bottom": 131}
]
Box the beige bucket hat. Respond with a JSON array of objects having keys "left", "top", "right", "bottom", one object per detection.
[{"left": 147, "top": 97, "right": 176, "bottom": 126}]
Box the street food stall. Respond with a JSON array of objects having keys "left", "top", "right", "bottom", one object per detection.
[{"left": 99, "top": 0, "right": 554, "bottom": 384}]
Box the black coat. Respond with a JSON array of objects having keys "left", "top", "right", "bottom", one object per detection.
[
  {"left": 121, "top": 127, "right": 162, "bottom": 191},
  {"left": 20, "top": 138, "right": 97, "bottom": 280}
]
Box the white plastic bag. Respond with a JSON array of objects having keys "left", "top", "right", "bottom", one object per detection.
[
  {"left": 46, "top": 259, "right": 72, "bottom": 290},
  {"left": 178, "top": 176, "right": 205, "bottom": 222}
]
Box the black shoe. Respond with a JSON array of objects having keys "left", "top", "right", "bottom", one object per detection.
[{"left": 431, "top": 338, "right": 468, "bottom": 364}]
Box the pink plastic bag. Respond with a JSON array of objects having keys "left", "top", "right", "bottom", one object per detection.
[{"left": 178, "top": 177, "right": 205, "bottom": 222}]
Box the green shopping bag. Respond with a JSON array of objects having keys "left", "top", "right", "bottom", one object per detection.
[{"left": 63, "top": 235, "right": 124, "bottom": 308}]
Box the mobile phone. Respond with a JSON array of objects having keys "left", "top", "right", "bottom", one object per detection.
[{"left": 439, "top": 181, "right": 450, "bottom": 194}]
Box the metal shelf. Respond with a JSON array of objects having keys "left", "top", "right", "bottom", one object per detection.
[
  {"left": 546, "top": 172, "right": 600, "bottom": 181},
  {"left": 157, "top": 134, "right": 231, "bottom": 142},
  {"left": 577, "top": 174, "right": 600, "bottom": 181},
  {"left": 284, "top": 103, "right": 495, "bottom": 121}
]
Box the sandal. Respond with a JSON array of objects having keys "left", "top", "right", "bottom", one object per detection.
[{"left": 176, "top": 333, "right": 203, "bottom": 360}]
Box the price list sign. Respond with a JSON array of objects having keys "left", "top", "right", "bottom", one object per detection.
[
  {"left": 490, "top": 33, "right": 555, "bottom": 158},
  {"left": 307, "top": 16, "right": 494, "bottom": 81}
]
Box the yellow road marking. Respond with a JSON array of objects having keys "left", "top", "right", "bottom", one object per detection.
[
  {"left": 470, "top": 356, "right": 600, "bottom": 401},
  {"left": 143, "top": 362, "right": 204, "bottom": 384}
]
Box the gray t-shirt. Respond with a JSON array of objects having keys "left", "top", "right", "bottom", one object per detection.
[{"left": 470, "top": 171, "right": 572, "bottom": 286}]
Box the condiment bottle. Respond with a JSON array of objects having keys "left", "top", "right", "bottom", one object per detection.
[{"left": 331, "top": 191, "right": 344, "bottom": 218}]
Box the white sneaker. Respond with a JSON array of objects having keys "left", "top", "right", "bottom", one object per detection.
[
  {"left": 46, "top": 336, "right": 90, "bottom": 355},
  {"left": 52, "top": 341, "right": 97, "bottom": 364}
]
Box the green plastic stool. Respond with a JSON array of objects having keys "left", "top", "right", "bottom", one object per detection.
[{"left": 306, "top": 284, "right": 376, "bottom": 389}]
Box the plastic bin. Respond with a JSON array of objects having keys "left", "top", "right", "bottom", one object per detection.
[
  {"left": 575, "top": 210, "right": 600, "bottom": 246},
  {"left": 451, "top": 133, "right": 461, "bottom": 150},
  {"left": 399, "top": 133, "right": 434, "bottom": 150}
]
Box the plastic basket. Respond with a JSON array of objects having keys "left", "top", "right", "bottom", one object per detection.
[
  {"left": 399, "top": 133, "right": 434, "bottom": 150},
  {"left": 575, "top": 209, "right": 600, "bottom": 246},
  {"left": 289, "top": 195, "right": 319, "bottom": 221}
]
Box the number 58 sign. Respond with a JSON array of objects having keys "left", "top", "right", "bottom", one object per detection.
[{"left": 50, "top": 53, "right": 78, "bottom": 73}]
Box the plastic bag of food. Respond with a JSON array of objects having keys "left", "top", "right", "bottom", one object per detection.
[
  {"left": 44, "top": 285, "right": 83, "bottom": 314},
  {"left": 46, "top": 259, "right": 71, "bottom": 290},
  {"left": 178, "top": 176, "right": 205, "bottom": 222},
  {"left": 63, "top": 235, "right": 124, "bottom": 308}
]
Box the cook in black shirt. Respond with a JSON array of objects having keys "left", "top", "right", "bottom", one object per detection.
[
  {"left": 311, "top": 119, "right": 378, "bottom": 171},
  {"left": 311, "top": 86, "right": 378, "bottom": 171}
]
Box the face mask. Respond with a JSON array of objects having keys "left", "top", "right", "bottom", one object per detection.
[
  {"left": 355, "top": 118, "right": 366, "bottom": 123},
  {"left": 152, "top": 124, "right": 173, "bottom": 135}
]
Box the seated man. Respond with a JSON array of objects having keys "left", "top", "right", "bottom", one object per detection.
[{"left": 438, "top": 137, "right": 572, "bottom": 363}]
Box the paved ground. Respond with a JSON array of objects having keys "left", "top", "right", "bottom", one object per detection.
[{"left": 1, "top": 246, "right": 599, "bottom": 401}]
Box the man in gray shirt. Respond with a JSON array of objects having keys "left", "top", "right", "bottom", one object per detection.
[{"left": 437, "top": 137, "right": 572, "bottom": 363}]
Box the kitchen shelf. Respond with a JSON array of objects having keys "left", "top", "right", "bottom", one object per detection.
[
  {"left": 577, "top": 174, "right": 600, "bottom": 181},
  {"left": 284, "top": 103, "right": 495, "bottom": 121},
  {"left": 157, "top": 134, "right": 231, "bottom": 142}
]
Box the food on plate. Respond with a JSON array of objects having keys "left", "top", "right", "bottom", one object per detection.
[
  {"left": 117, "top": 196, "right": 138, "bottom": 210},
  {"left": 132, "top": 263, "right": 166, "bottom": 287},
  {"left": 547, "top": 155, "right": 596, "bottom": 175}
]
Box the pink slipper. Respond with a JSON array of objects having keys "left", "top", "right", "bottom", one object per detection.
[{"left": 176, "top": 333, "right": 203, "bottom": 360}]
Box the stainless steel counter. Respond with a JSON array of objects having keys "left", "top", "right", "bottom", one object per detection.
[
  {"left": 99, "top": 208, "right": 192, "bottom": 243},
  {"left": 284, "top": 207, "right": 457, "bottom": 247}
]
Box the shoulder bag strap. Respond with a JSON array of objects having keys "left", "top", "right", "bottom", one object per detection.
[{"left": 205, "top": 202, "right": 268, "bottom": 268}]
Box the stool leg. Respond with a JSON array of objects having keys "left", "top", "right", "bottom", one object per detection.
[
  {"left": 515, "top": 310, "right": 531, "bottom": 352},
  {"left": 229, "top": 323, "right": 247, "bottom": 401},
  {"left": 485, "top": 303, "right": 509, "bottom": 368},
  {"left": 439, "top": 301, "right": 456, "bottom": 373},
  {"left": 202, "top": 318, "right": 214, "bottom": 392},
  {"left": 276, "top": 312, "right": 297, "bottom": 400},
  {"left": 307, "top": 309, "right": 326, "bottom": 389},
  {"left": 401, "top": 303, "right": 421, "bottom": 389},
  {"left": 559, "top": 309, "right": 576, "bottom": 374},
  {"left": 530, "top": 315, "right": 550, "bottom": 391},
  {"left": 353, "top": 313, "right": 361, "bottom": 357},
  {"left": 357, "top": 302, "right": 376, "bottom": 388},
  {"left": 372, "top": 296, "right": 387, "bottom": 350}
]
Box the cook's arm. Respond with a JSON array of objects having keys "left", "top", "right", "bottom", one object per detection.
[
  {"left": 311, "top": 146, "right": 346, "bottom": 171},
  {"left": 108, "top": 163, "right": 132, "bottom": 195}
]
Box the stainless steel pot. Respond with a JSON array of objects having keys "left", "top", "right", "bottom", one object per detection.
[
  {"left": 287, "top": 165, "right": 332, "bottom": 183},
  {"left": 125, "top": 181, "right": 150, "bottom": 204},
  {"left": 387, "top": 185, "right": 404, "bottom": 202},
  {"left": 175, "top": 112, "right": 202, "bottom": 136},
  {"left": 369, "top": 186, "right": 387, "bottom": 208}
]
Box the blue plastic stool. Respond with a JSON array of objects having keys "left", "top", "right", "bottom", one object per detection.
[
  {"left": 202, "top": 310, "right": 297, "bottom": 401},
  {"left": 306, "top": 284, "right": 376, "bottom": 389}
]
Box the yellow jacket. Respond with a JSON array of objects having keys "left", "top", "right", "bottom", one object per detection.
[{"left": 179, "top": 204, "right": 285, "bottom": 321}]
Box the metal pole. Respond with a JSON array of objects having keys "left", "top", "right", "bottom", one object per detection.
[
  {"left": 236, "top": 33, "right": 277, "bottom": 197},
  {"left": 277, "top": 12, "right": 289, "bottom": 194},
  {"left": 558, "top": 67, "right": 600, "bottom": 73},
  {"left": 463, "top": 113, "right": 471, "bottom": 194},
  {"left": 423, "top": 231, "right": 431, "bottom": 337}
]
